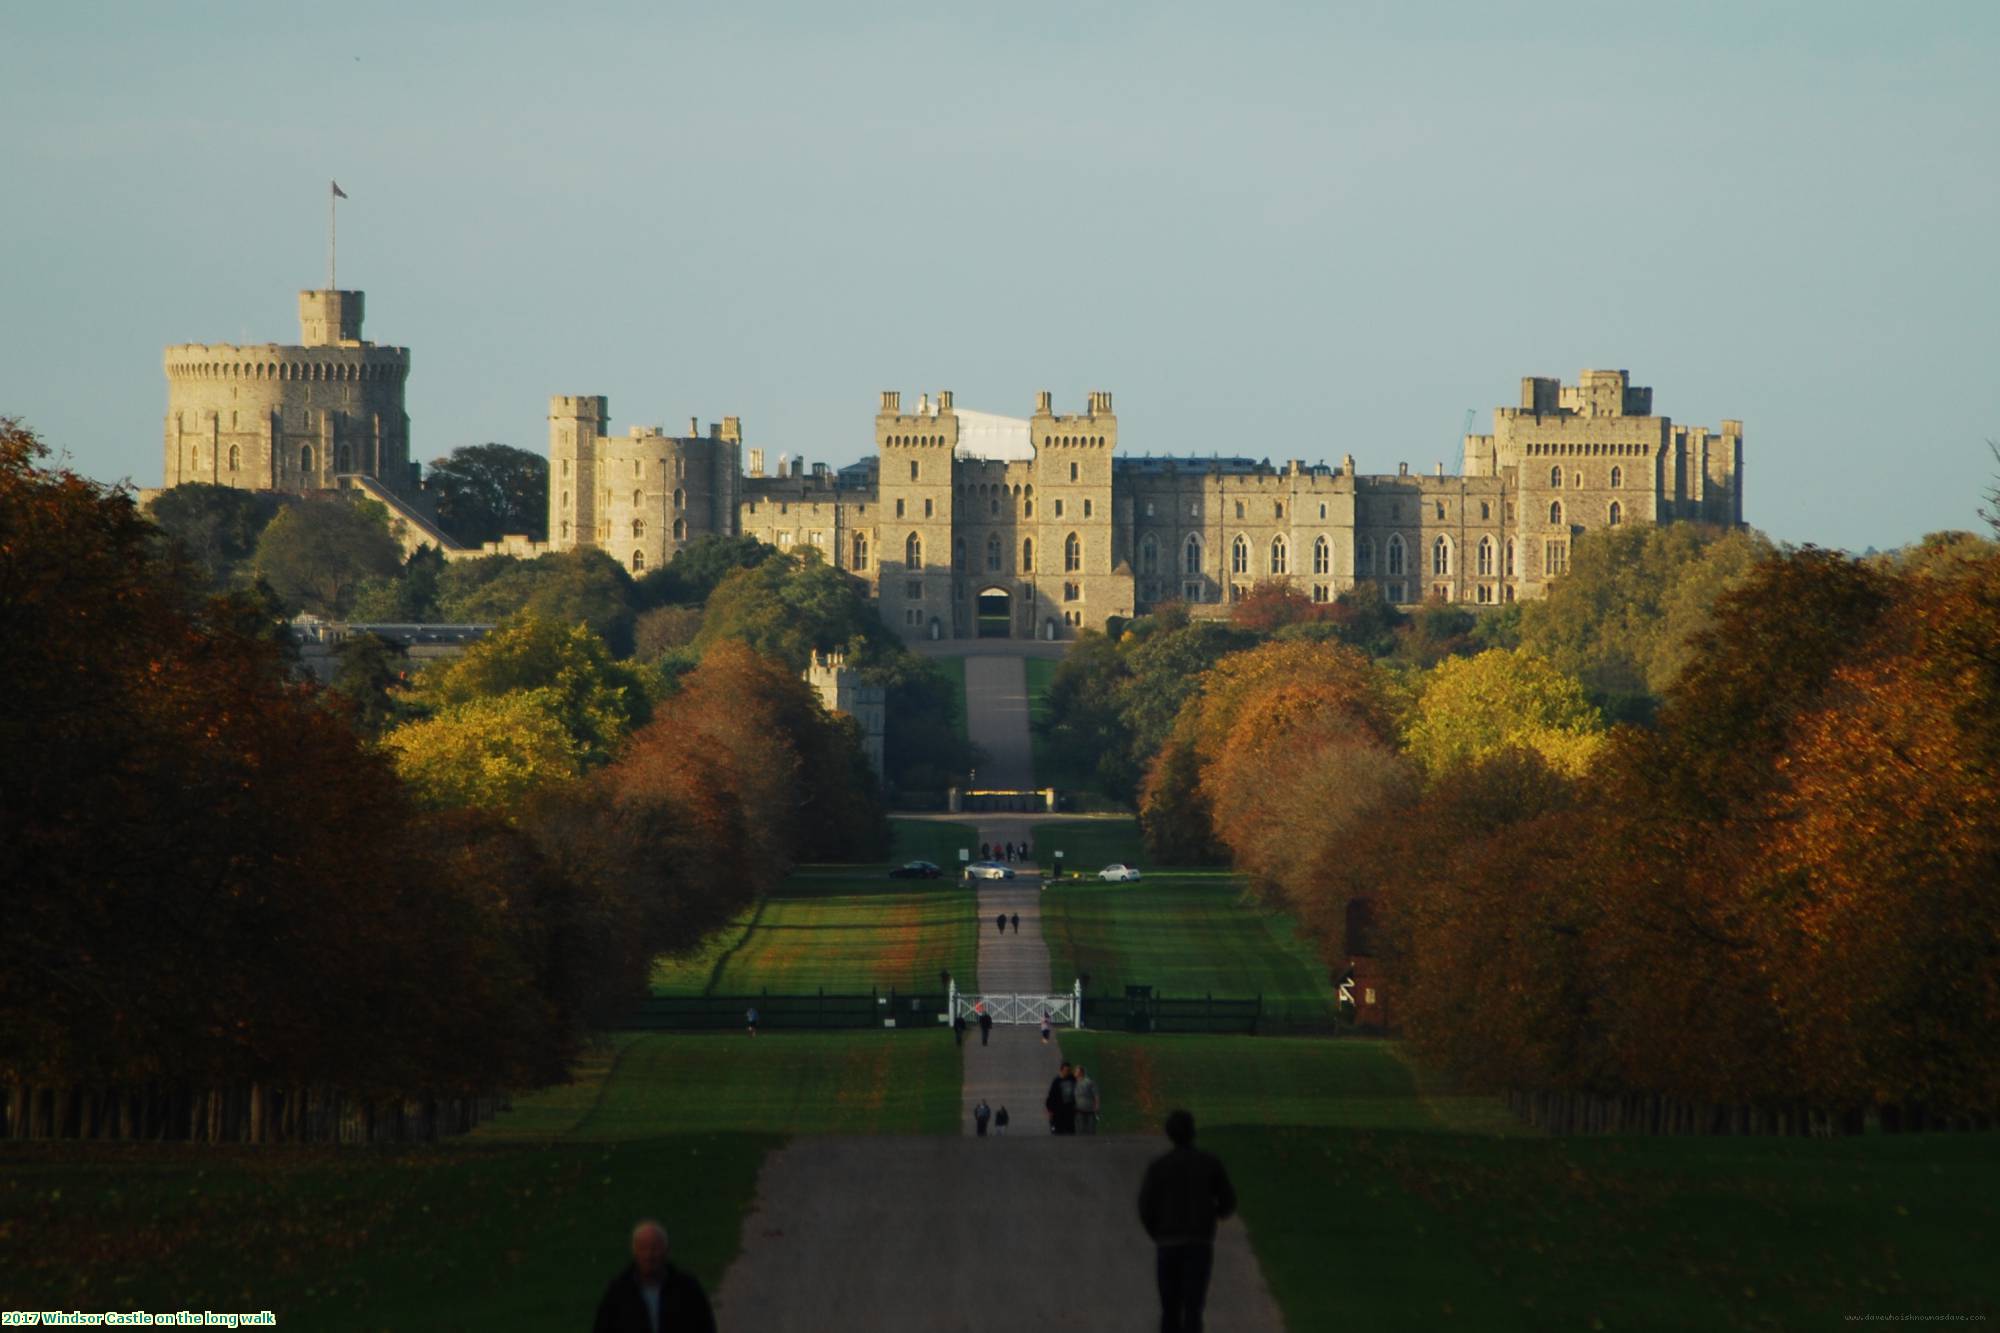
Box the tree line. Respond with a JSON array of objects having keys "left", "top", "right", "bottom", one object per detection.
[
  {"left": 1054, "top": 517, "right": 1999, "bottom": 1132},
  {"left": 1, "top": 422, "right": 914, "bottom": 1142}
]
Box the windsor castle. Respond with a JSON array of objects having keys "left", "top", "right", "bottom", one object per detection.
[{"left": 164, "top": 287, "right": 1745, "bottom": 642}]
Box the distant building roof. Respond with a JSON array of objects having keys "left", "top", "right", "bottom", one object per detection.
[{"left": 952, "top": 409, "right": 1035, "bottom": 462}]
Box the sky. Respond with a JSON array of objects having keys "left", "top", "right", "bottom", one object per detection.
[{"left": 3, "top": 1, "right": 1995, "bottom": 551}]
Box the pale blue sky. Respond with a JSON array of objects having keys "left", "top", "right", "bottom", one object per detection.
[{"left": 4, "top": 1, "right": 1995, "bottom": 550}]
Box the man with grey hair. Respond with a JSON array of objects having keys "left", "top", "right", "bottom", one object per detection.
[{"left": 592, "top": 1218, "right": 715, "bottom": 1333}]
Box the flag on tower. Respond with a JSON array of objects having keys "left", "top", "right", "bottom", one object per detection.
[{"left": 331, "top": 181, "right": 347, "bottom": 199}]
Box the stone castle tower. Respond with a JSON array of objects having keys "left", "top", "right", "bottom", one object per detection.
[
  {"left": 163, "top": 291, "right": 414, "bottom": 496},
  {"left": 546, "top": 396, "right": 743, "bottom": 574}
]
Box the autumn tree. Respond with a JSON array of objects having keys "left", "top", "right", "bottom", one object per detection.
[
  {"left": 1403, "top": 648, "right": 1605, "bottom": 779},
  {"left": 251, "top": 493, "right": 402, "bottom": 616}
]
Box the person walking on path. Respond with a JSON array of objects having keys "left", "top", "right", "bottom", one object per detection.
[
  {"left": 981, "top": 841, "right": 992, "bottom": 860},
  {"left": 1075, "top": 1064, "right": 1101, "bottom": 1134},
  {"left": 953, "top": 1012, "right": 966, "bottom": 1046},
  {"left": 745, "top": 1006, "right": 758, "bottom": 1038},
  {"left": 1011, "top": 912, "right": 1020, "bottom": 933},
  {"left": 973, "top": 1099, "right": 991, "bottom": 1137},
  {"left": 994, "top": 1105, "right": 1009, "bottom": 1135},
  {"left": 978, "top": 1009, "right": 993, "bottom": 1046},
  {"left": 592, "top": 1219, "right": 716, "bottom": 1333},
  {"left": 1138, "top": 1110, "right": 1238, "bottom": 1333},
  {"left": 1039, "top": 1010, "right": 1052, "bottom": 1044},
  {"left": 996, "top": 912, "right": 1007, "bottom": 935},
  {"left": 1045, "top": 1061, "right": 1078, "bottom": 1134}
]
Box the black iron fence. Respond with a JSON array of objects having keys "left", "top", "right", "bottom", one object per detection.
[{"left": 627, "top": 990, "right": 951, "bottom": 1031}]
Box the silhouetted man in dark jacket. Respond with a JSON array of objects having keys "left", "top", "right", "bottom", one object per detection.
[
  {"left": 1138, "top": 1110, "right": 1237, "bottom": 1333},
  {"left": 593, "top": 1219, "right": 715, "bottom": 1333}
]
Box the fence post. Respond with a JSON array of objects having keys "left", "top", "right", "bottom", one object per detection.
[{"left": 1073, "top": 977, "right": 1083, "bottom": 1030}]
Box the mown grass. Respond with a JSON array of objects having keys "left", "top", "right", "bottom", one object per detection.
[
  {"left": 1044, "top": 874, "right": 1338, "bottom": 1024},
  {"left": 928, "top": 655, "right": 970, "bottom": 744},
  {"left": 1031, "top": 816, "right": 1153, "bottom": 871},
  {"left": 1060, "top": 1034, "right": 2000, "bottom": 1330},
  {"left": 888, "top": 816, "right": 981, "bottom": 868},
  {"left": 2, "top": 1031, "right": 959, "bottom": 1330}
]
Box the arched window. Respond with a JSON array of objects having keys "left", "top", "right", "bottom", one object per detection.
[
  {"left": 1610, "top": 465, "right": 1623, "bottom": 489},
  {"left": 1477, "top": 536, "right": 1495, "bottom": 576},
  {"left": 1183, "top": 534, "right": 1202, "bottom": 575},
  {"left": 1022, "top": 537, "right": 1035, "bottom": 572},
  {"left": 673, "top": 487, "right": 686, "bottom": 511},
  {"left": 1356, "top": 538, "right": 1373, "bottom": 575},
  {"left": 1387, "top": 534, "right": 1405, "bottom": 576},
  {"left": 673, "top": 518, "right": 687, "bottom": 541},
  {"left": 561, "top": 491, "right": 570, "bottom": 510},
  {"left": 227, "top": 444, "right": 240, "bottom": 471},
  {"left": 1608, "top": 500, "right": 1623, "bottom": 526},
  {"left": 632, "top": 518, "right": 645, "bottom": 538},
  {"left": 1432, "top": 536, "right": 1451, "bottom": 576},
  {"left": 1549, "top": 500, "right": 1564, "bottom": 525},
  {"left": 632, "top": 489, "right": 643, "bottom": 507},
  {"left": 990, "top": 496, "right": 999, "bottom": 517},
  {"left": 1269, "top": 536, "right": 1288, "bottom": 575},
  {"left": 1231, "top": 535, "right": 1249, "bottom": 574},
  {"left": 986, "top": 533, "right": 1002, "bottom": 571},
  {"left": 953, "top": 537, "right": 966, "bottom": 571},
  {"left": 906, "top": 533, "right": 922, "bottom": 569},
  {"left": 1550, "top": 466, "right": 1563, "bottom": 488},
  {"left": 1140, "top": 533, "right": 1158, "bottom": 574},
  {"left": 335, "top": 445, "right": 351, "bottom": 473},
  {"left": 631, "top": 549, "right": 646, "bottom": 572},
  {"left": 853, "top": 533, "right": 868, "bottom": 569},
  {"left": 1064, "top": 532, "right": 1081, "bottom": 572},
  {"left": 299, "top": 445, "right": 314, "bottom": 475},
  {"left": 1313, "top": 535, "right": 1330, "bottom": 575}
]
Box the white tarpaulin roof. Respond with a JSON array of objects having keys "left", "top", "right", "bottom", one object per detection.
[{"left": 952, "top": 408, "right": 1036, "bottom": 462}]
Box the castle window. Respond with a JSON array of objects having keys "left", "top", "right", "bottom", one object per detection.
[
  {"left": 853, "top": 533, "right": 869, "bottom": 569},
  {"left": 1480, "top": 501, "right": 1490, "bottom": 520},
  {"left": 924, "top": 498, "right": 934, "bottom": 518},
  {"left": 674, "top": 518, "right": 687, "bottom": 541},
  {"left": 1506, "top": 539, "right": 1516, "bottom": 577},
  {"left": 1145, "top": 502, "right": 1155, "bottom": 517},
  {"left": 561, "top": 521, "right": 571, "bottom": 539},
  {"left": 1477, "top": 536, "right": 1495, "bottom": 576},
  {"left": 1313, "top": 583, "right": 1329, "bottom": 603},
  {"left": 1432, "top": 535, "right": 1451, "bottom": 576},
  {"left": 778, "top": 531, "right": 792, "bottom": 547},
  {"left": 336, "top": 446, "right": 351, "bottom": 473},
  {"left": 1313, "top": 536, "right": 1330, "bottom": 575},
  {"left": 1064, "top": 581, "right": 1080, "bottom": 602},
  {"left": 632, "top": 518, "right": 645, "bottom": 538},
  {"left": 300, "top": 445, "right": 314, "bottom": 475},
  {"left": 1231, "top": 535, "right": 1249, "bottom": 574},
  {"left": 910, "top": 460, "right": 920, "bottom": 481},
  {"left": 1386, "top": 534, "right": 1405, "bottom": 576},
  {"left": 1184, "top": 581, "right": 1204, "bottom": 602},
  {"left": 1064, "top": 532, "right": 1081, "bottom": 572},
  {"left": 631, "top": 549, "right": 646, "bottom": 572},
  {"left": 228, "top": 444, "right": 241, "bottom": 471},
  {"left": 986, "top": 534, "right": 1001, "bottom": 571},
  {"left": 1319, "top": 502, "right": 1327, "bottom": 520},
  {"left": 1436, "top": 501, "right": 1445, "bottom": 519},
  {"left": 1084, "top": 498, "right": 1094, "bottom": 518},
  {"left": 1610, "top": 465, "right": 1623, "bottom": 489},
  {"left": 1269, "top": 536, "right": 1288, "bottom": 575},
  {"left": 633, "top": 490, "right": 643, "bottom": 507},
  {"left": 1550, "top": 466, "right": 1563, "bottom": 488},
  {"left": 906, "top": 533, "right": 922, "bottom": 569},
  {"left": 954, "top": 538, "right": 966, "bottom": 572},
  {"left": 990, "top": 496, "right": 999, "bottom": 517},
  {"left": 896, "top": 499, "right": 906, "bottom": 518},
  {"left": 634, "top": 459, "right": 643, "bottom": 477},
  {"left": 1549, "top": 500, "right": 1564, "bottom": 525},
  {"left": 1054, "top": 499, "right": 1065, "bottom": 518},
  {"left": 1573, "top": 471, "right": 1584, "bottom": 488},
  {"left": 1608, "top": 500, "right": 1623, "bottom": 526},
  {"left": 1183, "top": 534, "right": 1202, "bottom": 575},
  {"left": 1234, "top": 500, "right": 1245, "bottom": 520},
  {"left": 677, "top": 456, "right": 686, "bottom": 479},
  {"left": 1545, "top": 540, "right": 1568, "bottom": 576},
  {"left": 1140, "top": 534, "right": 1158, "bottom": 574},
  {"left": 1023, "top": 537, "right": 1035, "bottom": 572},
  {"left": 1070, "top": 461, "right": 1079, "bottom": 482},
  {"left": 906, "top": 580, "right": 922, "bottom": 599},
  {"left": 563, "top": 459, "right": 571, "bottom": 477},
  {"left": 1024, "top": 498, "right": 1034, "bottom": 517},
  {"left": 1275, "top": 502, "right": 1284, "bottom": 519},
  {"left": 1190, "top": 502, "right": 1199, "bottom": 518},
  {"left": 1477, "top": 583, "right": 1493, "bottom": 605},
  {"left": 1356, "top": 539, "right": 1374, "bottom": 576},
  {"left": 674, "top": 488, "right": 686, "bottom": 511},
  {"left": 562, "top": 492, "right": 570, "bottom": 510}
]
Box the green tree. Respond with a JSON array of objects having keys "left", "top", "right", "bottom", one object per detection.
[
  {"left": 1403, "top": 648, "right": 1605, "bottom": 779},
  {"left": 145, "top": 483, "right": 284, "bottom": 591},
  {"left": 422, "top": 443, "right": 549, "bottom": 545},
  {"left": 385, "top": 690, "right": 587, "bottom": 811},
  {"left": 251, "top": 495, "right": 402, "bottom": 617},
  {"left": 329, "top": 631, "right": 408, "bottom": 737},
  {"left": 400, "top": 613, "right": 653, "bottom": 766},
  {"left": 435, "top": 549, "right": 640, "bottom": 654},
  {"left": 693, "top": 547, "right": 883, "bottom": 669},
  {"left": 635, "top": 533, "right": 774, "bottom": 607}
]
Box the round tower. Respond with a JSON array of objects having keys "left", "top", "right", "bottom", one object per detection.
[{"left": 162, "top": 290, "right": 413, "bottom": 496}]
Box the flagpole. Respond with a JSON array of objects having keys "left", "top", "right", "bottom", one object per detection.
[{"left": 328, "top": 182, "right": 337, "bottom": 290}]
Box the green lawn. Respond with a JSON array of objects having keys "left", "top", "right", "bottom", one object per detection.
[
  {"left": 888, "top": 816, "right": 980, "bottom": 867},
  {"left": 1024, "top": 656, "right": 1060, "bottom": 787},
  {"left": 651, "top": 870, "right": 980, "bottom": 996},
  {"left": 1045, "top": 874, "right": 1339, "bottom": 1025},
  {"left": 1060, "top": 1035, "right": 2000, "bottom": 1331},
  {"left": 1031, "top": 816, "right": 1150, "bottom": 871},
  {"left": 928, "top": 655, "right": 970, "bottom": 744},
  {"left": 2, "top": 1030, "right": 960, "bottom": 1329}
]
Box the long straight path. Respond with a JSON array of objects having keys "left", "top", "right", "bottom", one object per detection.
[
  {"left": 962, "top": 870, "right": 1058, "bottom": 1139},
  {"left": 961, "top": 654, "right": 1033, "bottom": 790}
]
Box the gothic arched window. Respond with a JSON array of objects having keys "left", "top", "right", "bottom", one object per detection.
[
  {"left": 1549, "top": 500, "right": 1564, "bottom": 525},
  {"left": 1269, "top": 536, "right": 1288, "bottom": 575},
  {"left": 1064, "top": 532, "right": 1081, "bottom": 572},
  {"left": 1550, "top": 466, "right": 1563, "bottom": 488},
  {"left": 1477, "top": 536, "right": 1495, "bottom": 576},
  {"left": 1387, "top": 534, "right": 1405, "bottom": 576},
  {"left": 1608, "top": 500, "right": 1623, "bottom": 526},
  {"left": 1183, "top": 534, "right": 1202, "bottom": 575},
  {"left": 986, "top": 533, "right": 1002, "bottom": 571},
  {"left": 906, "top": 533, "right": 922, "bottom": 569},
  {"left": 1432, "top": 535, "right": 1451, "bottom": 576},
  {"left": 1231, "top": 535, "right": 1249, "bottom": 574},
  {"left": 1140, "top": 534, "right": 1158, "bottom": 574},
  {"left": 1313, "top": 536, "right": 1330, "bottom": 575}
]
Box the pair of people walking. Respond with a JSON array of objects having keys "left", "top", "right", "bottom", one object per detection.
[
  {"left": 993, "top": 912, "right": 1021, "bottom": 935},
  {"left": 971, "top": 1099, "right": 1010, "bottom": 1135},
  {"left": 1040, "top": 1061, "right": 1101, "bottom": 1134}
]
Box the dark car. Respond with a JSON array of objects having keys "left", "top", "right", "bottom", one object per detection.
[{"left": 889, "top": 860, "right": 942, "bottom": 879}]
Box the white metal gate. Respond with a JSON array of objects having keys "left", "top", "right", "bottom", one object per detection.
[{"left": 951, "top": 982, "right": 1081, "bottom": 1028}]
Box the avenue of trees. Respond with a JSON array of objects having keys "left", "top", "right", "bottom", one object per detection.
[
  {"left": 1094, "top": 521, "right": 2000, "bottom": 1132},
  {"left": 2, "top": 423, "right": 908, "bottom": 1143}
]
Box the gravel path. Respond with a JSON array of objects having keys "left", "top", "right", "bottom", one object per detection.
[{"left": 962, "top": 654, "right": 1034, "bottom": 790}]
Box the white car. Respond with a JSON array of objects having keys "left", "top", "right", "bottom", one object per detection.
[
  {"left": 966, "top": 861, "right": 1017, "bottom": 880},
  {"left": 1098, "top": 864, "right": 1143, "bottom": 883}
]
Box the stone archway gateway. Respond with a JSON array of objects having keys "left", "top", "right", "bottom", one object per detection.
[{"left": 976, "top": 586, "right": 1012, "bottom": 637}]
